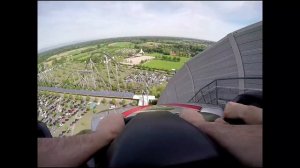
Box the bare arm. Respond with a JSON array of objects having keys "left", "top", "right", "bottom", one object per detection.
[
  {"left": 38, "top": 112, "right": 125, "bottom": 167},
  {"left": 38, "top": 132, "right": 109, "bottom": 167}
]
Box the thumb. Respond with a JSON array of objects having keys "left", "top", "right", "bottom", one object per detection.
[{"left": 214, "top": 118, "right": 229, "bottom": 124}]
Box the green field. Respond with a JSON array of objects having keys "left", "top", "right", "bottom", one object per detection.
[
  {"left": 142, "top": 57, "right": 190, "bottom": 71},
  {"left": 108, "top": 42, "right": 134, "bottom": 48},
  {"left": 146, "top": 52, "right": 170, "bottom": 57}
]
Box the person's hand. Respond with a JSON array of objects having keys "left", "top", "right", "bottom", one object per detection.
[
  {"left": 94, "top": 112, "right": 125, "bottom": 144},
  {"left": 224, "top": 101, "right": 262, "bottom": 124},
  {"left": 38, "top": 113, "right": 125, "bottom": 167},
  {"left": 179, "top": 103, "right": 262, "bottom": 167},
  {"left": 179, "top": 108, "right": 206, "bottom": 127}
]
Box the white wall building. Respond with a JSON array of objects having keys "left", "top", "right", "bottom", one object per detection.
[{"left": 133, "top": 94, "right": 156, "bottom": 106}]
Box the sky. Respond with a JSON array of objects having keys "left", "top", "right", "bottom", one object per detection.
[{"left": 38, "top": 1, "right": 262, "bottom": 52}]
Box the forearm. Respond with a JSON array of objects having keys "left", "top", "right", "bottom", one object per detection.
[{"left": 38, "top": 132, "right": 111, "bottom": 167}]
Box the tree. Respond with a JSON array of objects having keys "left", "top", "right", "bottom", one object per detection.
[
  {"left": 120, "top": 99, "right": 127, "bottom": 106},
  {"left": 127, "top": 83, "right": 134, "bottom": 91},
  {"left": 101, "top": 98, "right": 107, "bottom": 104},
  {"left": 130, "top": 101, "right": 138, "bottom": 106},
  {"left": 39, "top": 63, "right": 45, "bottom": 71},
  {"left": 150, "top": 86, "right": 158, "bottom": 96},
  {"left": 52, "top": 59, "right": 58, "bottom": 65},
  {"left": 110, "top": 98, "right": 117, "bottom": 105},
  {"left": 120, "top": 82, "right": 125, "bottom": 90},
  {"left": 112, "top": 85, "right": 118, "bottom": 91}
]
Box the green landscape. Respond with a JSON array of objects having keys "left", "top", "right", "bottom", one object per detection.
[
  {"left": 38, "top": 36, "right": 215, "bottom": 137},
  {"left": 142, "top": 56, "right": 190, "bottom": 71},
  {"left": 38, "top": 37, "right": 213, "bottom": 94}
]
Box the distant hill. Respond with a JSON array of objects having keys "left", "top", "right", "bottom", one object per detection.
[
  {"left": 38, "top": 36, "right": 216, "bottom": 63},
  {"left": 38, "top": 40, "right": 85, "bottom": 53}
]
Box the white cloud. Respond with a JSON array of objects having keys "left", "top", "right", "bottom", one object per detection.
[{"left": 38, "top": 1, "right": 262, "bottom": 51}]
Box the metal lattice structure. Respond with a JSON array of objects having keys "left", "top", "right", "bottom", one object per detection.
[
  {"left": 38, "top": 67, "right": 56, "bottom": 84},
  {"left": 74, "top": 58, "right": 108, "bottom": 90},
  {"left": 188, "top": 77, "right": 262, "bottom": 108},
  {"left": 50, "top": 52, "right": 126, "bottom": 91},
  {"left": 38, "top": 86, "right": 134, "bottom": 99}
]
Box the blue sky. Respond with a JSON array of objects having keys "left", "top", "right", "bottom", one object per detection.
[{"left": 38, "top": 1, "right": 262, "bottom": 51}]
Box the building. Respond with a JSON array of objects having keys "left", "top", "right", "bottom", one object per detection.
[
  {"left": 135, "top": 49, "right": 144, "bottom": 56},
  {"left": 133, "top": 94, "right": 156, "bottom": 106}
]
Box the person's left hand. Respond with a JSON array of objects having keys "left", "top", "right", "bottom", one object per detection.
[
  {"left": 179, "top": 108, "right": 206, "bottom": 127},
  {"left": 95, "top": 112, "right": 125, "bottom": 144}
]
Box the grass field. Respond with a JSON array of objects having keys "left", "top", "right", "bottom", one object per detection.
[
  {"left": 142, "top": 57, "right": 190, "bottom": 71},
  {"left": 108, "top": 42, "right": 134, "bottom": 48}
]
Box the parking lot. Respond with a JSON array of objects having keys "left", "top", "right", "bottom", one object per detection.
[
  {"left": 125, "top": 71, "right": 171, "bottom": 86},
  {"left": 38, "top": 91, "right": 136, "bottom": 137}
]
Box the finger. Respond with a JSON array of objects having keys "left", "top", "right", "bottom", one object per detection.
[
  {"left": 215, "top": 118, "right": 229, "bottom": 124},
  {"left": 179, "top": 109, "right": 207, "bottom": 128},
  {"left": 224, "top": 102, "right": 247, "bottom": 119},
  {"left": 180, "top": 109, "right": 205, "bottom": 121}
]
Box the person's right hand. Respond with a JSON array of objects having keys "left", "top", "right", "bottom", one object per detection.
[
  {"left": 224, "top": 101, "right": 262, "bottom": 124},
  {"left": 179, "top": 102, "right": 263, "bottom": 167},
  {"left": 95, "top": 112, "right": 125, "bottom": 144}
]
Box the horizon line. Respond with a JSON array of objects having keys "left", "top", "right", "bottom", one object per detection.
[{"left": 38, "top": 35, "right": 216, "bottom": 54}]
